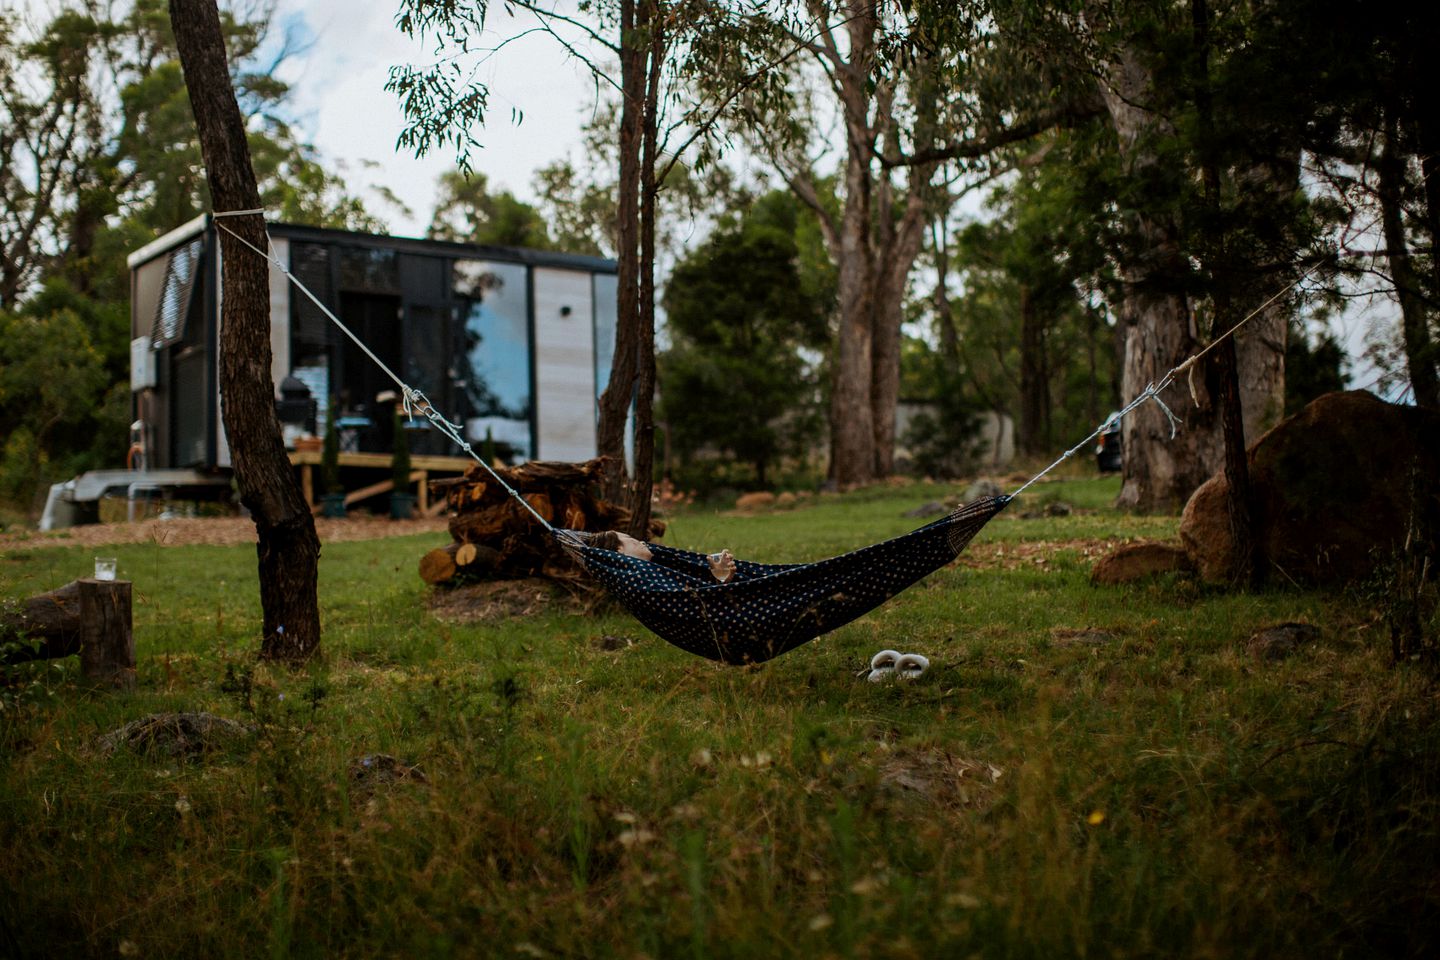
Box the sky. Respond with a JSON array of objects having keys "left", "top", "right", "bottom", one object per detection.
[{"left": 269, "top": 0, "right": 604, "bottom": 238}]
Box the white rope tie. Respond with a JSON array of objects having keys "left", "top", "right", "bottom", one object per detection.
[
  {"left": 212, "top": 207, "right": 265, "bottom": 219},
  {"left": 213, "top": 218, "right": 559, "bottom": 535}
]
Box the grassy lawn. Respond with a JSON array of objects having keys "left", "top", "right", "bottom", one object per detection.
[{"left": 2, "top": 477, "right": 1436, "bottom": 958}]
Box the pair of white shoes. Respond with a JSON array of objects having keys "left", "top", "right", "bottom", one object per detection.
[{"left": 866, "top": 649, "right": 929, "bottom": 682}]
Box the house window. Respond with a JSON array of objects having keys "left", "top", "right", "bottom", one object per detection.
[
  {"left": 454, "top": 260, "right": 532, "bottom": 462},
  {"left": 149, "top": 236, "right": 204, "bottom": 348}
]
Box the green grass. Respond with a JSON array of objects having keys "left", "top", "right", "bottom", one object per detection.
[{"left": 2, "top": 477, "right": 1436, "bottom": 959}]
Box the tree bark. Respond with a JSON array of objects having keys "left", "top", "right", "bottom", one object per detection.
[
  {"left": 627, "top": 0, "right": 663, "bottom": 538},
  {"left": 596, "top": 0, "right": 646, "bottom": 503},
  {"left": 170, "top": 0, "right": 322, "bottom": 662},
  {"left": 1017, "top": 285, "right": 1051, "bottom": 456},
  {"left": 1378, "top": 115, "right": 1440, "bottom": 409}
]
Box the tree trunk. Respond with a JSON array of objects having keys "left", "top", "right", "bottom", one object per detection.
[
  {"left": 1194, "top": 0, "right": 1258, "bottom": 588},
  {"left": 1096, "top": 42, "right": 1220, "bottom": 512},
  {"left": 627, "top": 0, "right": 662, "bottom": 539},
  {"left": 596, "top": 0, "right": 646, "bottom": 502},
  {"left": 170, "top": 0, "right": 322, "bottom": 662},
  {"left": 1378, "top": 116, "right": 1440, "bottom": 409},
  {"left": 1, "top": 579, "right": 134, "bottom": 690},
  {"left": 1018, "top": 285, "right": 1049, "bottom": 456}
]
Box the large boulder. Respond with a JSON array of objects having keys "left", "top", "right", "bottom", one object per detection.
[{"left": 1180, "top": 391, "right": 1440, "bottom": 584}]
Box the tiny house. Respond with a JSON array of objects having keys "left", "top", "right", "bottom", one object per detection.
[{"left": 127, "top": 216, "right": 620, "bottom": 473}]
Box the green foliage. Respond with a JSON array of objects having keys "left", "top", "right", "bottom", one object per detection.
[
  {"left": 2, "top": 479, "right": 1438, "bottom": 957},
  {"left": 659, "top": 191, "right": 831, "bottom": 487},
  {"left": 0, "top": 0, "right": 380, "bottom": 518},
  {"left": 1284, "top": 316, "right": 1349, "bottom": 416},
  {"left": 427, "top": 171, "right": 554, "bottom": 248},
  {"left": 0, "top": 287, "right": 129, "bottom": 510}
]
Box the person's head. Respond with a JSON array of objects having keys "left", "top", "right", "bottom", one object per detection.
[{"left": 590, "top": 531, "right": 621, "bottom": 552}]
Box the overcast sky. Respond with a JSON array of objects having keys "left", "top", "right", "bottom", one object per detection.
[{"left": 270, "top": 1, "right": 603, "bottom": 237}]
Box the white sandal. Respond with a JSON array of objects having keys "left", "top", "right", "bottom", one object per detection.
[
  {"left": 866, "top": 649, "right": 902, "bottom": 682},
  {"left": 895, "top": 653, "right": 930, "bottom": 680}
]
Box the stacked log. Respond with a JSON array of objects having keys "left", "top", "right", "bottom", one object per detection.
[{"left": 419, "top": 458, "right": 663, "bottom": 586}]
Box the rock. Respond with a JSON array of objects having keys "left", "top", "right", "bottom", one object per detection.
[
  {"left": 962, "top": 478, "right": 1003, "bottom": 502},
  {"left": 1045, "top": 501, "right": 1072, "bottom": 517},
  {"left": 1180, "top": 391, "right": 1440, "bottom": 585},
  {"left": 97, "top": 712, "right": 254, "bottom": 759},
  {"left": 904, "top": 501, "right": 949, "bottom": 518},
  {"left": 1090, "top": 542, "right": 1194, "bottom": 585},
  {"left": 1246, "top": 622, "right": 1321, "bottom": 661},
  {"left": 735, "top": 491, "right": 777, "bottom": 512}
]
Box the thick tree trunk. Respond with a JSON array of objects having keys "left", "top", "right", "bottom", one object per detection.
[
  {"left": 170, "top": 0, "right": 321, "bottom": 662},
  {"left": 1097, "top": 42, "right": 1220, "bottom": 512}
]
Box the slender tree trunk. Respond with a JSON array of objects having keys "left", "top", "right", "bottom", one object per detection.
[
  {"left": 1018, "top": 285, "right": 1048, "bottom": 456},
  {"left": 1378, "top": 116, "right": 1440, "bottom": 409},
  {"left": 597, "top": 0, "right": 645, "bottom": 501},
  {"left": 169, "top": 0, "right": 321, "bottom": 661},
  {"left": 932, "top": 217, "right": 960, "bottom": 369},
  {"left": 1194, "top": 0, "right": 1258, "bottom": 587},
  {"left": 627, "top": 0, "right": 662, "bottom": 538}
]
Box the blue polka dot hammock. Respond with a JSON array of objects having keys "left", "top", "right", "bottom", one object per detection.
[{"left": 558, "top": 495, "right": 1010, "bottom": 665}]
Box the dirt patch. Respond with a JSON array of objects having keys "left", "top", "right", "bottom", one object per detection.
[
  {"left": 426, "top": 577, "right": 604, "bottom": 623},
  {"left": 0, "top": 515, "right": 449, "bottom": 551},
  {"left": 956, "top": 538, "right": 1115, "bottom": 571},
  {"left": 879, "top": 748, "right": 1004, "bottom": 811}
]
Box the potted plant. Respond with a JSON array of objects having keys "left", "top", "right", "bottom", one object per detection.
[
  {"left": 319, "top": 399, "right": 346, "bottom": 518},
  {"left": 389, "top": 409, "right": 417, "bottom": 520}
]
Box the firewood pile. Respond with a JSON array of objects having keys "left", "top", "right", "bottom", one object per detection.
[{"left": 418, "top": 458, "right": 663, "bottom": 587}]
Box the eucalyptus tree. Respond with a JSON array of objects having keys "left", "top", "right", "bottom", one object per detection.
[
  {"left": 170, "top": 0, "right": 322, "bottom": 662},
  {"left": 390, "top": 0, "right": 775, "bottom": 535},
  {"left": 696, "top": 1, "right": 1102, "bottom": 487},
  {"left": 984, "top": 0, "right": 1322, "bottom": 516}
]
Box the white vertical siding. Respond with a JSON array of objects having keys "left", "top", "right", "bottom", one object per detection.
[{"left": 532, "top": 267, "right": 596, "bottom": 461}]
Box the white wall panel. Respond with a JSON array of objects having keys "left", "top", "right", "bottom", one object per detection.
[{"left": 532, "top": 267, "right": 596, "bottom": 461}]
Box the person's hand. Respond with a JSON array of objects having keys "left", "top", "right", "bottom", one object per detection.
[
  {"left": 708, "top": 549, "right": 735, "bottom": 582},
  {"left": 613, "top": 532, "right": 653, "bottom": 561}
]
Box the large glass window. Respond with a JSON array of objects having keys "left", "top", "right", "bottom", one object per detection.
[
  {"left": 593, "top": 272, "right": 619, "bottom": 401},
  {"left": 453, "top": 260, "right": 531, "bottom": 462}
]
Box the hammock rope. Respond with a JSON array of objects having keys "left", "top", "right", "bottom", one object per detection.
[{"left": 210, "top": 210, "right": 1304, "bottom": 663}]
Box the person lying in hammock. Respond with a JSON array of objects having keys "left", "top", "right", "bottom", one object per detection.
[{"left": 590, "top": 531, "right": 737, "bottom": 582}]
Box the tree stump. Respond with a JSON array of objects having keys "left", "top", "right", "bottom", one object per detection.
[{"left": 2, "top": 579, "right": 135, "bottom": 691}]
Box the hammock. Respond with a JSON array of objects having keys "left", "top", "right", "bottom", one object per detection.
[{"left": 559, "top": 496, "right": 1009, "bottom": 664}]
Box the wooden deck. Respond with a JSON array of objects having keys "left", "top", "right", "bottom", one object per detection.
[{"left": 287, "top": 450, "right": 475, "bottom": 516}]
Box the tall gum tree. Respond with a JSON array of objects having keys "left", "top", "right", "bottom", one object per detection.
[
  {"left": 169, "top": 0, "right": 321, "bottom": 661},
  {"left": 732, "top": 1, "right": 1097, "bottom": 486},
  {"left": 1076, "top": 2, "right": 1292, "bottom": 512}
]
